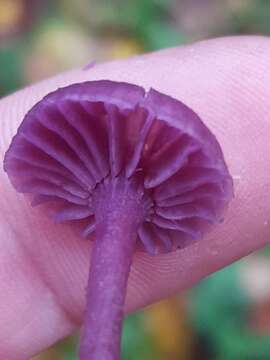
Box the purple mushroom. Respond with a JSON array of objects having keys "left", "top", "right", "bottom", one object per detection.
[{"left": 3, "top": 80, "right": 233, "bottom": 359}]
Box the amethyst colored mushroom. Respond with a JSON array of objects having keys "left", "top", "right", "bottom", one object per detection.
[{"left": 3, "top": 80, "right": 233, "bottom": 359}]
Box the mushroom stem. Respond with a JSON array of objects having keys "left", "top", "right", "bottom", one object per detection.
[{"left": 79, "top": 176, "right": 145, "bottom": 360}]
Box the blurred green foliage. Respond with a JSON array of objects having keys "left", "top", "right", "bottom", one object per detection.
[
  {"left": 189, "top": 262, "right": 270, "bottom": 360},
  {"left": 229, "top": 0, "right": 270, "bottom": 34},
  {"left": 121, "top": 313, "right": 160, "bottom": 360},
  {"left": 0, "top": 45, "right": 23, "bottom": 96}
]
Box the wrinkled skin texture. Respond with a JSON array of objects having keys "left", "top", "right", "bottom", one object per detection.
[{"left": 1, "top": 36, "right": 270, "bottom": 359}]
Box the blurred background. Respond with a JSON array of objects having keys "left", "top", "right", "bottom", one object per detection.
[{"left": 1, "top": 1, "right": 270, "bottom": 359}]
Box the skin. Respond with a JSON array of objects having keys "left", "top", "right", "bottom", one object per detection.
[{"left": 1, "top": 36, "right": 270, "bottom": 359}]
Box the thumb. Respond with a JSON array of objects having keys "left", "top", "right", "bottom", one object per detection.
[{"left": 1, "top": 36, "right": 270, "bottom": 359}]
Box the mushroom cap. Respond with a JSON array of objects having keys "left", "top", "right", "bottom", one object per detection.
[{"left": 4, "top": 80, "right": 233, "bottom": 254}]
